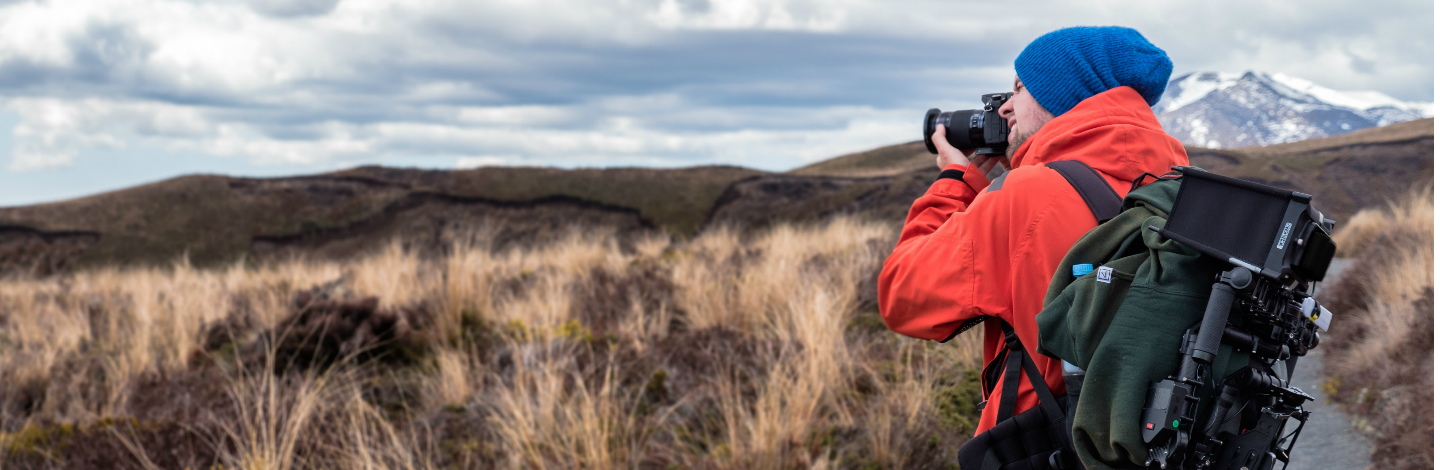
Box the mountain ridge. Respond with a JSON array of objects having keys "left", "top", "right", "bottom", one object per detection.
[{"left": 1154, "top": 71, "right": 1432, "bottom": 149}]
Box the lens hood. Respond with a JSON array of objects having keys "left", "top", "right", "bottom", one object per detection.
[{"left": 923, "top": 108, "right": 941, "bottom": 154}]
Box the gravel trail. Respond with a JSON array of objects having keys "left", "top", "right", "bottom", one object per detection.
[{"left": 1285, "top": 258, "right": 1374, "bottom": 470}]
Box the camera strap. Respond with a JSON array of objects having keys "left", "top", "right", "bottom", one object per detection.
[{"left": 1128, "top": 170, "right": 1182, "bottom": 193}]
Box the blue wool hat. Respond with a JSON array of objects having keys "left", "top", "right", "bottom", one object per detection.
[{"left": 1014, "top": 26, "right": 1172, "bottom": 116}]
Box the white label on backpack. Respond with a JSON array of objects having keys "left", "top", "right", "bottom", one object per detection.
[{"left": 1096, "top": 266, "right": 1114, "bottom": 284}]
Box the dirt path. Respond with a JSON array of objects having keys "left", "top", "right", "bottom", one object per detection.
[{"left": 1286, "top": 258, "right": 1374, "bottom": 470}]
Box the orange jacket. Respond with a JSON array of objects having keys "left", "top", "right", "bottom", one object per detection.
[{"left": 878, "top": 86, "right": 1189, "bottom": 435}]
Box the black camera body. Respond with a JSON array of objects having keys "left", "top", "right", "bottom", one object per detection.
[{"left": 924, "top": 92, "right": 1013, "bottom": 156}]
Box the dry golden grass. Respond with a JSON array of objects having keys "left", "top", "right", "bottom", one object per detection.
[
  {"left": 1330, "top": 185, "right": 1433, "bottom": 259},
  {"left": 1320, "top": 187, "right": 1434, "bottom": 470},
  {"left": 0, "top": 216, "right": 984, "bottom": 469}
]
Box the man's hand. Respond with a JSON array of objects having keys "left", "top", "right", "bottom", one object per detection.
[{"left": 933, "top": 126, "right": 1007, "bottom": 177}]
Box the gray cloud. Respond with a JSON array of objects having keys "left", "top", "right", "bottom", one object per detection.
[
  {"left": 246, "top": 0, "right": 343, "bottom": 17},
  {"left": 0, "top": 0, "right": 1429, "bottom": 177}
]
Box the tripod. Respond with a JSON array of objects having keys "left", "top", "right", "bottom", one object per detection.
[{"left": 1141, "top": 267, "right": 1319, "bottom": 470}]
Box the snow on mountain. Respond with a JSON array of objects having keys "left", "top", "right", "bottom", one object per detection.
[
  {"left": 1152, "top": 71, "right": 1433, "bottom": 149},
  {"left": 1158, "top": 72, "right": 1245, "bottom": 113}
]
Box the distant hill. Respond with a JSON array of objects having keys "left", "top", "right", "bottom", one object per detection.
[
  {"left": 788, "top": 141, "right": 933, "bottom": 178},
  {"left": 0, "top": 166, "right": 763, "bottom": 274},
  {"left": 787, "top": 118, "right": 1433, "bottom": 222},
  {"left": 1237, "top": 116, "right": 1433, "bottom": 154},
  {"left": 1187, "top": 117, "right": 1433, "bottom": 220},
  {"left": 0, "top": 119, "right": 1430, "bottom": 275}
]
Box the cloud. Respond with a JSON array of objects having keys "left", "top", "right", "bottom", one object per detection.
[
  {"left": 247, "top": 0, "right": 342, "bottom": 18},
  {"left": 6, "top": 97, "right": 149, "bottom": 170},
  {"left": 646, "top": 0, "right": 848, "bottom": 32},
  {"left": 0, "top": 0, "right": 1429, "bottom": 176}
]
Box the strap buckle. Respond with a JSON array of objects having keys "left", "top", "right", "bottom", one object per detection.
[
  {"left": 1049, "top": 449, "right": 1068, "bottom": 470},
  {"left": 1003, "top": 330, "right": 1025, "bottom": 351}
]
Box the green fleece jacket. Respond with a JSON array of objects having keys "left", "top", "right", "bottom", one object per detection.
[{"left": 1035, "top": 176, "right": 1252, "bottom": 470}]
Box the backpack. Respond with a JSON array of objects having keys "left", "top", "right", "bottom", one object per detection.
[
  {"left": 959, "top": 164, "right": 1330, "bottom": 470},
  {"left": 1033, "top": 167, "right": 1329, "bottom": 470}
]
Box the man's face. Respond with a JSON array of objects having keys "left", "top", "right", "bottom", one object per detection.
[{"left": 997, "top": 76, "right": 1055, "bottom": 159}]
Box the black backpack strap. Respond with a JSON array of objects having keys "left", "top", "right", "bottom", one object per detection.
[
  {"left": 993, "top": 323, "right": 1025, "bottom": 423},
  {"left": 1045, "top": 160, "right": 1123, "bottom": 223},
  {"left": 970, "top": 319, "right": 1075, "bottom": 469},
  {"left": 1018, "top": 342, "right": 1073, "bottom": 470},
  {"left": 980, "top": 320, "right": 1066, "bottom": 418}
]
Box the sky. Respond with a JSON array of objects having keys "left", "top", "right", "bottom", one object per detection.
[{"left": 0, "top": 0, "right": 1433, "bottom": 206}]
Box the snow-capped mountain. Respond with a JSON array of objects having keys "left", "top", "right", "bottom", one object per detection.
[{"left": 1152, "top": 71, "right": 1433, "bottom": 149}]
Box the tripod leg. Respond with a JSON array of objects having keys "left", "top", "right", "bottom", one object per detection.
[{"left": 1193, "top": 268, "right": 1251, "bottom": 364}]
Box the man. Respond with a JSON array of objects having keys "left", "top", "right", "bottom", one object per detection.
[{"left": 877, "top": 26, "right": 1189, "bottom": 437}]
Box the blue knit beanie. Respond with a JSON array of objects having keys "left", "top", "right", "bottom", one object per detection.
[{"left": 1014, "top": 26, "right": 1172, "bottom": 116}]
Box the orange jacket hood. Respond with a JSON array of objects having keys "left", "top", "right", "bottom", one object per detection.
[{"left": 1009, "top": 86, "right": 1188, "bottom": 184}]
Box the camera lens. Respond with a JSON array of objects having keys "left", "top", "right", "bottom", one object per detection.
[
  {"left": 922, "top": 108, "right": 989, "bottom": 154},
  {"left": 923, "top": 92, "right": 1014, "bottom": 155},
  {"left": 946, "top": 110, "right": 986, "bottom": 150}
]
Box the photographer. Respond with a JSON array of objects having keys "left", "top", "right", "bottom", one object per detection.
[{"left": 877, "top": 26, "right": 1187, "bottom": 440}]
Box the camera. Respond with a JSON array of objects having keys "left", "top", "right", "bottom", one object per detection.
[
  {"left": 923, "top": 92, "right": 1013, "bottom": 156},
  {"left": 1141, "top": 168, "right": 1337, "bottom": 470}
]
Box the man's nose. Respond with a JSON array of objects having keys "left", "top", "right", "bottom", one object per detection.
[{"left": 998, "top": 104, "right": 1013, "bottom": 119}]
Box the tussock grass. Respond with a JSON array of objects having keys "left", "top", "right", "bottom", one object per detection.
[
  {"left": 1319, "top": 186, "right": 1433, "bottom": 470},
  {"left": 0, "top": 216, "right": 983, "bottom": 469}
]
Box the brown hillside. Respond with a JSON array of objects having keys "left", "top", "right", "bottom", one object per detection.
[
  {"left": 0, "top": 166, "right": 760, "bottom": 273},
  {"left": 0, "top": 118, "right": 1429, "bottom": 275},
  {"left": 788, "top": 141, "right": 934, "bottom": 177},
  {"left": 705, "top": 171, "right": 933, "bottom": 231},
  {"left": 793, "top": 119, "right": 1434, "bottom": 227},
  {"left": 1237, "top": 117, "right": 1433, "bottom": 155},
  {"left": 1188, "top": 119, "right": 1434, "bottom": 222}
]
